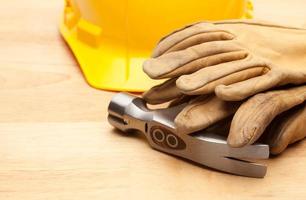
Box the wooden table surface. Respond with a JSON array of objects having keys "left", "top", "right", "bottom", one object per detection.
[{"left": 1, "top": 0, "right": 306, "bottom": 199}]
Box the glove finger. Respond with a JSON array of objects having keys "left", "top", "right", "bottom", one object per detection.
[
  {"left": 263, "top": 102, "right": 306, "bottom": 155},
  {"left": 175, "top": 95, "right": 240, "bottom": 134},
  {"left": 215, "top": 69, "right": 284, "bottom": 101},
  {"left": 143, "top": 40, "right": 242, "bottom": 79},
  {"left": 188, "top": 67, "right": 266, "bottom": 95},
  {"left": 152, "top": 22, "right": 223, "bottom": 57},
  {"left": 143, "top": 78, "right": 183, "bottom": 104},
  {"left": 163, "top": 31, "right": 234, "bottom": 54},
  {"left": 162, "top": 51, "right": 248, "bottom": 79},
  {"left": 176, "top": 56, "right": 267, "bottom": 94},
  {"left": 227, "top": 85, "right": 306, "bottom": 148}
]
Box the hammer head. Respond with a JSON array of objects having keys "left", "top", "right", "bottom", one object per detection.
[{"left": 108, "top": 93, "right": 269, "bottom": 178}]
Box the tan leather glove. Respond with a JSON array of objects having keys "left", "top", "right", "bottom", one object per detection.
[
  {"left": 143, "top": 20, "right": 306, "bottom": 101},
  {"left": 145, "top": 84, "right": 306, "bottom": 155}
]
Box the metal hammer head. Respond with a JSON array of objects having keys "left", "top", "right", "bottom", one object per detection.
[{"left": 108, "top": 93, "right": 269, "bottom": 178}]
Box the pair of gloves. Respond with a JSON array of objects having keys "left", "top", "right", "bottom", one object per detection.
[{"left": 142, "top": 20, "right": 306, "bottom": 155}]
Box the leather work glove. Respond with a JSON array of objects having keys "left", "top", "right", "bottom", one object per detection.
[
  {"left": 145, "top": 83, "right": 306, "bottom": 155},
  {"left": 143, "top": 20, "right": 306, "bottom": 101}
]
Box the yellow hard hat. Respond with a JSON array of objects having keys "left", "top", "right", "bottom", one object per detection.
[{"left": 60, "top": 0, "right": 253, "bottom": 92}]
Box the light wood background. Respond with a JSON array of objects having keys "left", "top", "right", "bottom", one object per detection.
[{"left": 0, "top": 0, "right": 306, "bottom": 199}]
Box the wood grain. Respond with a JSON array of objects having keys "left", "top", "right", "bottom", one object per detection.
[{"left": 0, "top": 0, "right": 306, "bottom": 199}]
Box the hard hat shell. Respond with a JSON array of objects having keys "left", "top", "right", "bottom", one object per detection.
[{"left": 60, "top": 0, "right": 253, "bottom": 92}]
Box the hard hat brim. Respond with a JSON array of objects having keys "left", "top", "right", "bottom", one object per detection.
[{"left": 60, "top": 21, "right": 161, "bottom": 92}]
